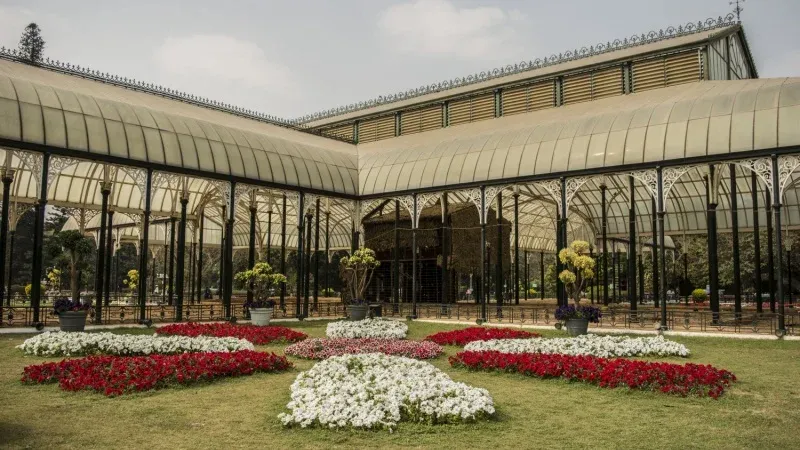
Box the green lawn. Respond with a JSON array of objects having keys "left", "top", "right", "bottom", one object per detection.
[{"left": 0, "top": 321, "right": 798, "bottom": 450}]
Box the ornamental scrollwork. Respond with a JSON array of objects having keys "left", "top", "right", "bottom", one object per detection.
[
  {"left": 47, "top": 155, "right": 83, "bottom": 185},
  {"left": 777, "top": 154, "right": 800, "bottom": 199},
  {"left": 629, "top": 170, "right": 658, "bottom": 200},
  {"left": 734, "top": 158, "right": 773, "bottom": 195},
  {"left": 483, "top": 185, "right": 508, "bottom": 221},
  {"left": 535, "top": 180, "right": 563, "bottom": 215},
  {"left": 453, "top": 188, "right": 482, "bottom": 223},
  {"left": 662, "top": 165, "right": 703, "bottom": 208},
  {"left": 564, "top": 177, "right": 592, "bottom": 210},
  {"left": 15, "top": 151, "right": 43, "bottom": 192}
]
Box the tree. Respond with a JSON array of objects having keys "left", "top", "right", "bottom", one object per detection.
[
  {"left": 18, "top": 23, "right": 46, "bottom": 63},
  {"left": 46, "top": 230, "right": 95, "bottom": 304},
  {"left": 339, "top": 248, "right": 380, "bottom": 304},
  {"left": 234, "top": 262, "right": 287, "bottom": 308},
  {"left": 558, "top": 240, "right": 596, "bottom": 306}
]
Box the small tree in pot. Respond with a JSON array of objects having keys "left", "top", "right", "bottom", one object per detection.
[
  {"left": 47, "top": 230, "right": 94, "bottom": 331},
  {"left": 339, "top": 248, "right": 380, "bottom": 320},
  {"left": 234, "top": 262, "right": 287, "bottom": 326},
  {"left": 556, "top": 240, "right": 600, "bottom": 336}
]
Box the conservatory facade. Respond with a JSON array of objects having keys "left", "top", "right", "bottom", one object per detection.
[{"left": 0, "top": 15, "right": 798, "bottom": 334}]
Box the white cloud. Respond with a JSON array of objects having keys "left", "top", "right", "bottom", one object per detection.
[
  {"left": 377, "top": 0, "right": 525, "bottom": 60},
  {"left": 153, "top": 34, "right": 294, "bottom": 93}
]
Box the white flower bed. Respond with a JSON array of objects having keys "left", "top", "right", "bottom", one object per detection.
[
  {"left": 17, "top": 331, "right": 254, "bottom": 356},
  {"left": 279, "top": 353, "right": 494, "bottom": 430},
  {"left": 464, "top": 334, "right": 689, "bottom": 358},
  {"left": 326, "top": 318, "right": 408, "bottom": 339}
]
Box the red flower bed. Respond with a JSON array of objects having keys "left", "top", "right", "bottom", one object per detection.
[
  {"left": 425, "top": 327, "right": 541, "bottom": 346},
  {"left": 450, "top": 351, "right": 735, "bottom": 399},
  {"left": 22, "top": 350, "right": 291, "bottom": 397},
  {"left": 155, "top": 322, "right": 307, "bottom": 345},
  {"left": 284, "top": 338, "right": 443, "bottom": 360}
]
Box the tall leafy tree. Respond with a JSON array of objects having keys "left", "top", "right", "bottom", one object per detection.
[
  {"left": 18, "top": 23, "right": 46, "bottom": 63},
  {"left": 46, "top": 230, "right": 95, "bottom": 303}
]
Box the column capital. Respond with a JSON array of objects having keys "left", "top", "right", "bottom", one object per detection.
[{"left": 1, "top": 168, "right": 15, "bottom": 182}]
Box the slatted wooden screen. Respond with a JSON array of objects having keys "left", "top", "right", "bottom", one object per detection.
[
  {"left": 357, "top": 115, "right": 396, "bottom": 143},
  {"left": 562, "top": 72, "right": 593, "bottom": 105},
  {"left": 321, "top": 123, "right": 354, "bottom": 141},
  {"left": 563, "top": 67, "right": 623, "bottom": 105},
  {"left": 448, "top": 92, "right": 495, "bottom": 126},
  {"left": 400, "top": 105, "right": 442, "bottom": 135},
  {"left": 501, "top": 82, "right": 555, "bottom": 116},
  {"left": 633, "top": 50, "right": 701, "bottom": 92}
]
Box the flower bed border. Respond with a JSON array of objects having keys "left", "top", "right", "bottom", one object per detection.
[
  {"left": 463, "top": 334, "right": 690, "bottom": 358},
  {"left": 284, "top": 338, "right": 443, "bottom": 360},
  {"left": 22, "top": 350, "right": 292, "bottom": 396},
  {"left": 155, "top": 323, "right": 307, "bottom": 345},
  {"left": 450, "top": 350, "right": 735, "bottom": 399},
  {"left": 425, "top": 327, "right": 541, "bottom": 346}
]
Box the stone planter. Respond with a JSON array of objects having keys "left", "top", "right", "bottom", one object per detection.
[
  {"left": 565, "top": 318, "right": 590, "bottom": 336},
  {"left": 249, "top": 307, "right": 274, "bottom": 326},
  {"left": 347, "top": 305, "right": 368, "bottom": 321},
  {"left": 58, "top": 311, "right": 88, "bottom": 332}
]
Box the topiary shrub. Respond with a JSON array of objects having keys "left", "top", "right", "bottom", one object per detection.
[{"left": 692, "top": 289, "right": 707, "bottom": 303}]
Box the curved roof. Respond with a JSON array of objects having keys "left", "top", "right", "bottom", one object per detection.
[
  {"left": 357, "top": 78, "right": 800, "bottom": 196},
  {"left": 0, "top": 59, "right": 359, "bottom": 195}
]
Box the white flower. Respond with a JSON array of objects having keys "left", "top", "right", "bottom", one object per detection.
[
  {"left": 326, "top": 318, "right": 408, "bottom": 339},
  {"left": 278, "top": 353, "right": 494, "bottom": 430},
  {"left": 16, "top": 331, "right": 254, "bottom": 356},
  {"left": 464, "top": 334, "right": 690, "bottom": 358}
]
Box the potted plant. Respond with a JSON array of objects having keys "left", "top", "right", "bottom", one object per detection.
[
  {"left": 47, "top": 230, "right": 94, "bottom": 306},
  {"left": 340, "top": 248, "right": 380, "bottom": 320},
  {"left": 123, "top": 269, "right": 139, "bottom": 305},
  {"left": 556, "top": 240, "right": 600, "bottom": 336},
  {"left": 234, "top": 262, "right": 287, "bottom": 326},
  {"left": 53, "top": 297, "right": 91, "bottom": 331}
]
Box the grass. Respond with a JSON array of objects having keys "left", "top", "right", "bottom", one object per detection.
[{"left": 0, "top": 321, "right": 798, "bottom": 450}]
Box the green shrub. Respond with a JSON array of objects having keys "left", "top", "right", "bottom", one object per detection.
[{"left": 691, "top": 289, "right": 707, "bottom": 303}]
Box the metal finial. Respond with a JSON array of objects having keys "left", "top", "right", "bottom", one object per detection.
[{"left": 730, "top": 0, "right": 744, "bottom": 22}]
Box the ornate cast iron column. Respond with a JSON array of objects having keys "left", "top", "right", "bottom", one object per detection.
[
  {"left": 324, "top": 205, "right": 330, "bottom": 297},
  {"left": 313, "top": 198, "right": 320, "bottom": 311},
  {"left": 31, "top": 153, "right": 50, "bottom": 323},
  {"left": 104, "top": 210, "right": 114, "bottom": 307},
  {"left": 730, "top": 165, "right": 742, "bottom": 317},
  {"left": 540, "top": 251, "right": 545, "bottom": 300},
  {"left": 247, "top": 197, "right": 257, "bottom": 305},
  {"left": 168, "top": 216, "right": 176, "bottom": 306},
  {"left": 523, "top": 249, "right": 529, "bottom": 301},
  {"left": 707, "top": 167, "right": 721, "bottom": 322},
  {"left": 513, "top": 188, "right": 519, "bottom": 305},
  {"left": 224, "top": 184, "right": 236, "bottom": 319},
  {"left": 766, "top": 191, "right": 775, "bottom": 313},
  {"left": 496, "top": 192, "right": 503, "bottom": 308},
  {"left": 657, "top": 168, "right": 667, "bottom": 330},
  {"left": 218, "top": 205, "right": 225, "bottom": 301},
  {"left": 0, "top": 168, "right": 13, "bottom": 307},
  {"left": 304, "top": 210, "right": 313, "bottom": 318},
  {"left": 393, "top": 200, "right": 400, "bottom": 305},
  {"left": 280, "top": 194, "right": 287, "bottom": 310},
  {"left": 197, "top": 211, "right": 204, "bottom": 304},
  {"left": 411, "top": 194, "right": 418, "bottom": 319},
  {"left": 94, "top": 180, "right": 111, "bottom": 323},
  {"left": 480, "top": 187, "right": 487, "bottom": 322},
  {"left": 442, "top": 193, "right": 450, "bottom": 304},
  {"left": 176, "top": 191, "right": 188, "bottom": 321},
  {"left": 628, "top": 176, "right": 637, "bottom": 313},
  {"left": 295, "top": 193, "right": 305, "bottom": 319},
  {"left": 752, "top": 172, "right": 762, "bottom": 313},
  {"left": 601, "top": 183, "right": 609, "bottom": 306},
  {"left": 138, "top": 168, "right": 152, "bottom": 323},
  {"left": 651, "top": 196, "right": 659, "bottom": 308},
  {"left": 771, "top": 156, "right": 786, "bottom": 334}
]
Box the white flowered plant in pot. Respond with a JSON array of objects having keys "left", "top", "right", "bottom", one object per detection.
[
  {"left": 326, "top": 317, "right": 408, "bottom": 339},
  {"left": 339, "top": 248, "right": 380, "bottom": 320},
  {"left": 234, "top": 262, "right": 287, "bottom": 325},
  {"left": 278, "top": 353, "right": 495, "bottom": 430},
  {"left": 16, "top": 331, "right": 254, "bottom": 356},
  {"left": 464, "top": 334, "right": 690, "bottom": 358}
]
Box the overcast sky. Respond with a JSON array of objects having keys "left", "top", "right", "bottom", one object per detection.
[{"left": 1, "top": 0, "right": 798, "bottom": 120}]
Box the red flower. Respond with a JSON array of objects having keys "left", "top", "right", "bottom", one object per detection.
[
  {"left": 449, "top": 351, "right": 736, "bottom": 399},
  {"left": 21, "top": 350, "right": 292, "bottom": 397},
  {"left": 155, "top": 323, "right": 307, "bottom": 345},
  {"left": 425, "top": 327, "right": 541, "bottom": 346}
]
